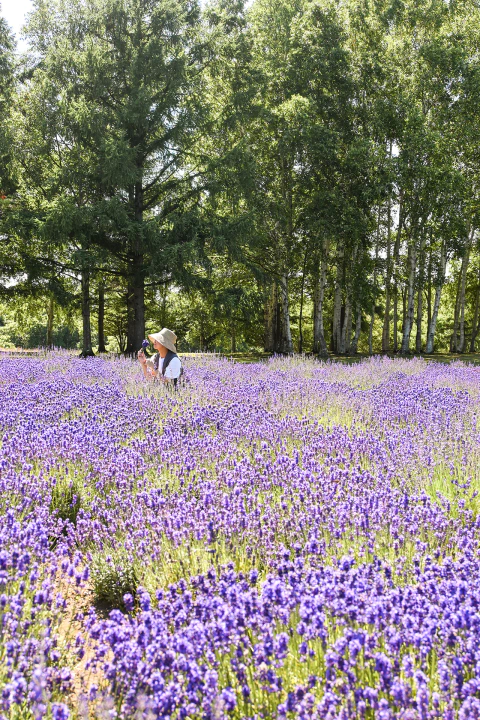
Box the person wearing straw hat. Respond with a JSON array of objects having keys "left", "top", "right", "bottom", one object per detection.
[{"left": 138, "top": 328, "right": 183, "bottom": 385}]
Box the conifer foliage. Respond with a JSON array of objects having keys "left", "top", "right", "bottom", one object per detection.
[{"left": 1, "top": 0, "right": 480, "bottom": 355}]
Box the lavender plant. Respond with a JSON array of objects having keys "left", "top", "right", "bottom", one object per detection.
[{"left": 0, "top": 352, "right": 479, "bottom": 718}]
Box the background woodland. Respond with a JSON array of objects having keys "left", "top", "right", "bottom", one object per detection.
[{"left": 1, "top": 0, "right": 479, "bottom": 356}]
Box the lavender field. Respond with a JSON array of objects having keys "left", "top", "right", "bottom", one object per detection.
[{"left": 1, "top": 354, "right": 480, "bottom": 719}]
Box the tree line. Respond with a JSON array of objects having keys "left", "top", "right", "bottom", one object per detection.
[{"left": 0, "top": 0, "right": 479, "bottom": 356}]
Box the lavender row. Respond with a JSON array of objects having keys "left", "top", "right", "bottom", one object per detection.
[{"left": 0, "top": 353, "right": 478, "bottom": 718}]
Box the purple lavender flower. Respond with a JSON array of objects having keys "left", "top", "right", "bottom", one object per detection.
[
  {"left": 51, "top": 704, "right": 70, "bottom": 720},
  {"left": 220, "top": 687, "right": 236, "bottom": 711}
]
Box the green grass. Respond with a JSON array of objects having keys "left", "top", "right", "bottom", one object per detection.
[
  {"left": 191, "top": 350, "right": 480, "bottom": 365},
  {"left": 1, "top": 346, "right": 479, "bottom": 365}
]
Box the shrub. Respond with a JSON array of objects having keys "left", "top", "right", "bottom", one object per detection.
[
  {"left": 90, "top": 551, "right": 138, "bottom": 611},
  {"left": 50, "top": 479, "right": 82, "bottom": 526},
  {"left": 8, "top": 323, "right": 80, "bottom": 349}
]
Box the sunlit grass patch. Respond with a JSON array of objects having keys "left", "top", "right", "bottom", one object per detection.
[{"left": 144, "top": 536, "right": 267, "bottom": 591}]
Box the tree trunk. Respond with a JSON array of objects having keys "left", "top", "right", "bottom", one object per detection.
[
  {"left": 368, "top": 310, "right": 374, "bottom": 355},
  {"left": 332, "top": 244, "right": 344, "bottom": 353},
  {"left": 392, "top": 191, "right": 403, "bottom": 354},
  {"left": 425, "top": 241, "right": 446, "bottom": 354},
  {"left": 264, "top": 283, "right": 277, "bottom": 353},
  {"left": 393, "top": 285, "right": 398, "bottom": 354},
  {"left": 451, "top": 270, "right": 462, "bottom": 352},
  {"left": 332, "top": 289, "right": 342, "bottom": 353},
  {"left": 313, "top": 239, "right": 329, "bottom": 357},
  {"left": 298, "top": 247, "right": 308, "bottom": 354},
  {"left": 46, "top": 296, "right": 54, "bottom": 349},
  {"left": 415, "top": 231, "right": 426, "bottom": 353},
  {"left": 401, "top": 239, "right": 417, "bottom": 354},
  {"left": 97, "top": 282, "right": 107, "bottom": 353},
  {"left": 382, "top": 144, "right": 393, "bottom": 353},
  {"left": 298, "top": 287, "right": 304, "bottom": 354},
  {"left": 126, "top": 261, "right": 145, "bottom": 354},
  {"left": 426, "top": 248, "right": 432, "bottom": 339},
  {"left": 278, "top": 274, "right": 293, "bottom": 354},
  {"left": 231, "top": 327, "right": 236, "bottom": 354},
  {"left": 126, "top": 281, "right": 135, "bottom": 354},
  {"left": 125, "top": 182, "right": 145, "bottom": 354},
  {"left": 458, "top": 227, "right": 474, "bottom": 353},
  {"left": 470, "top": 268, "right": 480, "bottom": 353},
  {"left": 351, "top": 305, "right": 362, "bottom": 355},
  {"left": 341, "top": 296, "right": 352, "bottom": 355},
  {"left": 160, "top": 283, "right": 168, "bottom": 327},
  {"left": 116, "top": 331, "right": 127, "bottom": 355},
  {"left": 369, "top": 208, "right": 381, "bottom": 354},
  {"left": 276, "top": 154, "right": 294, "bottom": 356},
  {"left": 80, "top": 268, "right": 94, "bottom": 357},
  {"left": 133, "top": 280, "right": 145, "bottom": 351}
]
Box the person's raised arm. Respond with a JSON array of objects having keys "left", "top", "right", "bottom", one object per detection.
[
  {"left": 138, "top": 350, "right": 154, "bottom": 381},
  {"left": 139, "top": 350, "right": 168, "bottom": 382}
]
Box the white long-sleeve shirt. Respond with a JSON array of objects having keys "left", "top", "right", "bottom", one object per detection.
[{"left": 147, "top": 352, "right": 182, "bottom": 379}]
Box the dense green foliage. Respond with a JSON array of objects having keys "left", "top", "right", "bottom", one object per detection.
[{"left": 0, "top": 0, "right": 479, "bottom": 355}]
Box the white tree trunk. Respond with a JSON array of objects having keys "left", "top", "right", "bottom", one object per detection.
[
  {"left": 458, "top": 227, "right": 474, "bottom": 353},
  {"left": 425, "top": 241, "right": 446, "bottom": 354},
  {"left": 313, "top": 240, "right": 329, "bottom": 356},
  {"left": 340, "top": 296, "right": 351, "bottom": 354},
  {"left": 369, "top": 210, "right": 381, "bottom": 354},
  {"left": 332, "top": 265, "right": 343, "bottom": 353},
  {"left": 401, "top": 240, "right": 417, "bottom": 354},
  {"left": 415, "top": 231, "right": 426, "bottom": 353},
  {"left": 264, "top": 283, "right": 277, "bottom": 353},
  {"left": 278, "top": 274, "right": 293, "bottom": 354},
  {"left": 470, "top": 268, "right": 480, "bottom": 353}
]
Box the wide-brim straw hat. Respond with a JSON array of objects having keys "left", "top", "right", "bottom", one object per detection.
[{"left": 148, "top": 328, "right": 177, "bottom": 353}]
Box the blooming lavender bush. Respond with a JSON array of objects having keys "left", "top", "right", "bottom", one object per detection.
[{"left": 0, "top": 353, "right": 479, "bottom": 718}]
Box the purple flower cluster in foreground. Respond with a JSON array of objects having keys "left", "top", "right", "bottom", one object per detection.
[{"left": 0, "top": 353, "right": 479, "bottom": 718}]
